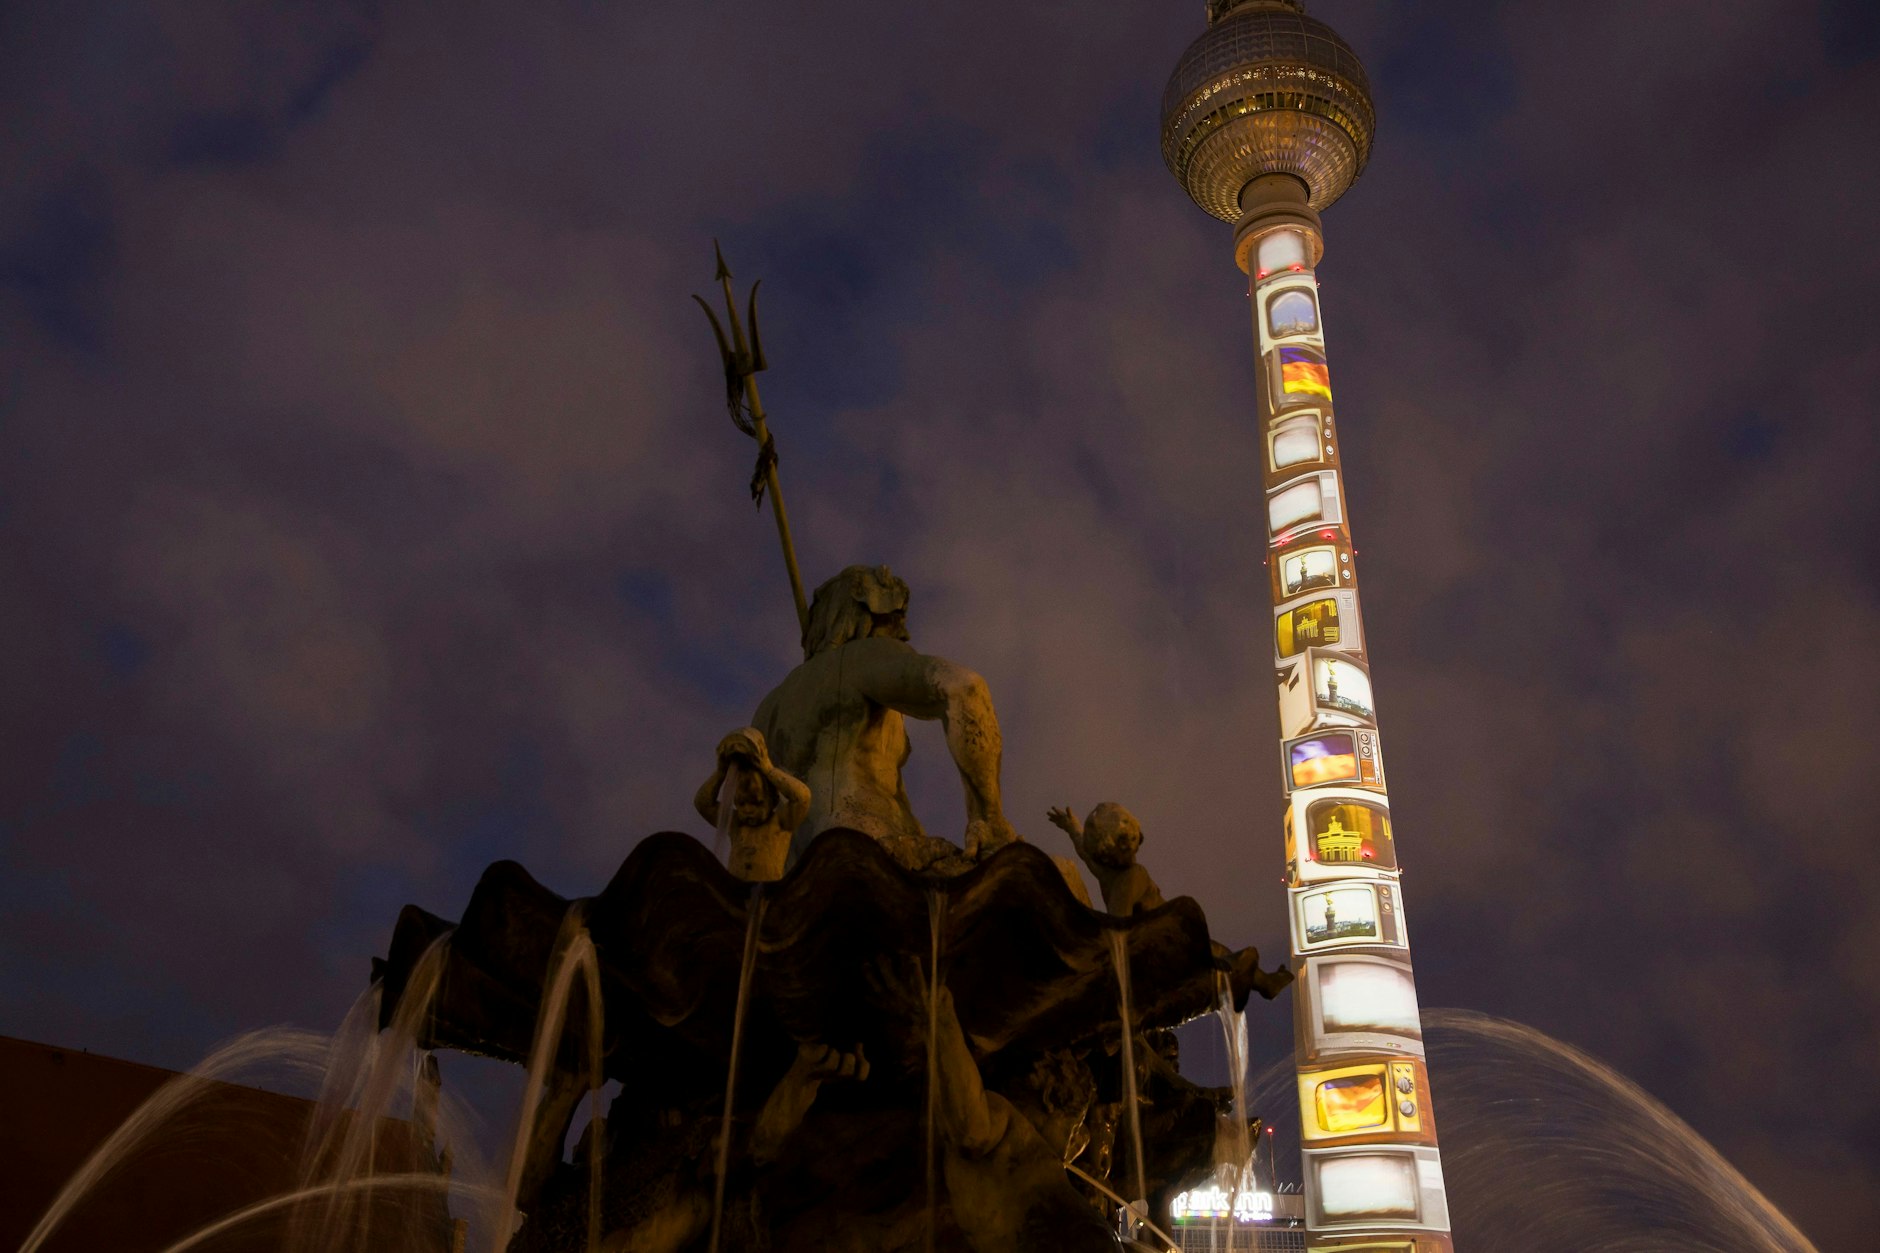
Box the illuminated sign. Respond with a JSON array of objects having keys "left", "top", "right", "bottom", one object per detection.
[
  {"left": 1291, "top": 880, "right": 1406, "bottom": 955},
  {"left": 1170, "top": 1186, "right": 1276, "bottom": 1225}
]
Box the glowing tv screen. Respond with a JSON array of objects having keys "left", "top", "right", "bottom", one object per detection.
[
  {"left": 1256, "top": 228, "right": 1310, "bottom": 275},
  {"left": 1271, "top": 344, "right": 1334, "bottom": 411},
  {"left": 1315, "top": 653, "right": 1374, "bottom": 719},
  {"left": 1320, "top": 1153, "right": 1417, "bottom": 1219},
  {"left": 1266, "top": 286, "right": 1320, "bottom": 339},
  {"left": 1283, "top": 728, "right": 1384, "bottom": 792},
  {"left": 1297, "top": 1058, "right": 1431, "bottom": 1145},
  {"left": 1287, "top": 788, "right": 1396, "bottom": 884},
  {"left": 1310, "top": 796, "right": 1393, "bottom": 868},
  {"left": 1279, "top": 650, "right": 1377, "bottom": 739},
  {"left": 1292, "top": 880, "right": 1405, "bottom": 954},
  {"left": 1272, "top": 535, "right": 1353, "bottom": 601},
  {"left": 1267, "top": 471, "right": 1344, "bottom": 542},
  {"left": 1320, "top": 957, "right": 1421, "bottom": 1038},
  {"left": 1303, "top": 1146, "right": 1448, "bottom": 1234},
  {"left": 1269, "top": 412, "right": 1330, "bottom": 475},
  {"left": 1276, "top": 589, "right": 1362, "bottom": 661}
]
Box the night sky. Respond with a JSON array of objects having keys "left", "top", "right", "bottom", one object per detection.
[{"left": 3, "top": 1, "right": 1878, "bottom": 1248}]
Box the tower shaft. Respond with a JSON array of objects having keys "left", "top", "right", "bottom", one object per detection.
[{"left": 1240, "top": 175, "right": 1454, "bottom": 1252}]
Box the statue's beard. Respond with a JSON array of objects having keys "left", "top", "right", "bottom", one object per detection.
[{"left": 869, "top": 611, "right": 910, "bottom": 642}]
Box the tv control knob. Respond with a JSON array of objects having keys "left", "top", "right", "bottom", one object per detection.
[
  {"left": 1396, "top": 1074, "right": 1413, "bottom": 1093},
  {"left": 1399, "top": 1099, "right": 1416, "bottom": 1118}
]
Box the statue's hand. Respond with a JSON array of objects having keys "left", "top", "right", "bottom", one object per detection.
[
  {"left": 715, "top": 726, "right": 769, "bottom": 768},
  {"left": 795, "top": 1041, "right": 870, "bottom": 1085},
  {"left": 966, "top": 816, "right": 1019, "bottom": 860},
  {"left": 1045, "top": 806, "right": 1081, "bottom": 839}
]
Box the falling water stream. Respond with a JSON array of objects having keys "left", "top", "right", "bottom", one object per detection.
[
  {"left": 924, "top": 887, "right": 947, "bottom": 1253},
  {"left": 706, "top": 881, "right": 767, "bottom": 1253},
  {"left": 1230, "top": 1007, "right": 1817, "bottom": 1252},
  {"left": 15, "top": 1027, "right": 332, "bottom": 1253},
  {"left": 1106, "top": 928, "right": 1149, "bottom": 1237},
  {"left": 20, "top": 927, "right": 1825, "bottom": 1251},
  {"left": 300, "top": 936, "right": 453, "bottom": 1253},
  {"left": 1211, "top": 969, "right": 1250, "bottom": 1246},
  {"left": 153, "top": 1174, "right": 503, "bottom": 1253},
  {"left": 711, "top": 762, "right": 742, "bottom": 865},
  {"left": 492, "top": 910, "right": 606, "bottom": 1253}
]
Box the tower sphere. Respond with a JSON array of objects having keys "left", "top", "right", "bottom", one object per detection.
[{"left": 1161, "top": 0, "right": 1376, "bottom": 223}]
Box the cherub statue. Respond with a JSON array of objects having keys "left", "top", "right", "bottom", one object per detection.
[
  {"left": 867, "top": 956, "right": 1121, "bottom": 1253},
  {"left": 693, "top": 726, "right": 812, "bottom": 882},
  {"left": 1047, "top": 802, "right": 1166, "bottom": 917},
  {"left": 1050, "top": 801, "right": 1293, "bottom": 1005},
  {"left": 753, "top": 565, "right": 1019, "bottom": 866}
]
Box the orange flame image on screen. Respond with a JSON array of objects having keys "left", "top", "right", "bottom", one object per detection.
[{"left": 1316, "top": 1073, "right": 1387, "bottom": 1134}]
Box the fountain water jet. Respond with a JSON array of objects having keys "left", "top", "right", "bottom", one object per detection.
[
  {"left": 16, "top": 1027, "right": 332, "bottom": 1253},
  {"left": 923, "top": 887, "right": 947, "bottom": 1253},
  {"left": 706, "top": 882, "right": 767, "bottom": 1253},
  {"left": 297, "top": 935, "right": 451, "bottom": 1253},
  {"left": 1107, "top": 928, "right": 1149, "bottom": 1234},
  {"left": 493, "top": 911, "right": 605, "bottom": 1253},
  {"left": 151, "top": 1173, "right": 501, "bottom": 1253},
  {"left": 1210, "top": 972, "right": 1250, "bottom": 1209},
  {"left": 1235, "top": 1008, "right": 1817, "bottom": 1251}
]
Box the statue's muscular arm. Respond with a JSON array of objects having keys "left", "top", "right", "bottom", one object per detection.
[{"left": 841, "top": 638, "right": 1014, "bottom": 851}]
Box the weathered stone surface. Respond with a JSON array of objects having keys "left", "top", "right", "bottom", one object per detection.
[{"left": 376, "top": 827, "right": 1275, "bottom": 1249}]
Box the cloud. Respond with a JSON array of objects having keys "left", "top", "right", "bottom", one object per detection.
[{"left": 2, "top": 1, "right": 1877, "bottom": 1246}]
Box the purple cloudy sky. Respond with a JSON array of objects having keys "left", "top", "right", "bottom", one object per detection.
[{"left": 3, "top": 0, "right": 1877, "bottom": 1246}]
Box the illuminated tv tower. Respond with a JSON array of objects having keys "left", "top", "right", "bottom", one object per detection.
[{"left": 1160, "top": 3, "right": 1453, "bottom": 1248}]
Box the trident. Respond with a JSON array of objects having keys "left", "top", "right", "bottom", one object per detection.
[{"left": 694, "top": 242, "right": 809, "bottom": 634}]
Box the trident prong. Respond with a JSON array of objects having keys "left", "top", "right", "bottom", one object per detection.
[{"left": 694, "top": 243, "right": 809, "bottom": 635}]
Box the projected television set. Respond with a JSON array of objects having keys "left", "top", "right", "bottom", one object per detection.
[
  {"left": 1275, "top": 589, "right": 1363, "bottom": 662},
  {"left": 1286, "top": 788, "right": 1396, "bottom": 883},
  {"left": 1291, "top": 880, "right": 1406, "bottom": 955},
  {"left": 1269, "top": 343, "right": 1334, "bottom": 411},
  {"left": 1260, "top": 283, "right": 1323, "bottom": 353},
  {"left": 1271, "top": 533, "right": 1354, "bottom": 601},
  {"left": 1267, "top": 471, "right": 1345, "bottom": 544},
  {"left": 1255, "top": 228, "right": 1311, "bottom": 277},
  {"left": 1267, "top": 411, "right": 1335, "bottom": 480},
  {"left": 1302, "top": 1145, "right": 1448, "bottom": 1236},
  {"left": 1296, "top": 953, "right": 1424, "bottom": 1062},
  {"left": 1282, "top": 728, "right": 1384, "bottom": 794},
  {"left": 1298, "top": 1058, "right": 1434, "bottom": 1146},
  {"left": 1278, "top": 650, "right": 1376, "bottom": 739}
]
